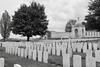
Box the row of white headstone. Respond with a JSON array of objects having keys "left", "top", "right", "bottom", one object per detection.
[
  {"left": 0, "top": 57, "right": 21, "bottom": 67},
  {"left": 86, "top": 49, "right": 100, "bottom": 62},
  {"left": 0, "top": 40, "right": 100, "bottom": 67},
  {"left": 63, "top": 49, "right": 100, "bottom": 67},
  {"left": 1, "top": 40, "right": 99, "bottom": 60},
  {"left": 2, "top": 40, "right": 99, "bottom": 57},
  {"left": 1, "top": 50, "right": 100, "bottom": 67},
  {"left": 38, "top": 41, "right": 97, "bottom": 56},
  {"left": 33, "top": 41, "right": 98, "bottom": 57},
  {"left": 63, "top": 54, "right": 96, "bottom": 67},
  {"left": 5, "top": 44, "right": 48, "bottom": 63},
  {"left": 39, "top": 38, "right": 99, "bottom": 43}
]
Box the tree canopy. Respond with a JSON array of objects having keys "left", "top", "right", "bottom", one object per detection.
[
  {"left": 65, "top": 19, "right": 76, "bottom": 32},
  {"left": 11, "top": 2, "right": 48, "bottom": 41},
  {"left": 0, "top": 10, "right": 11, "bottom": 41},
  {"left": 85, "top": 0, "right": 100, "bottom": 31}
]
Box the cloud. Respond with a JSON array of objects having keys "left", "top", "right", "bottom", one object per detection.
[
  {"left": 0, "top": 0, "right": 32, "bottom": 17},
  {"left": 0, "top": 0, "right": 89, "bottom": 32},
  {"left": 35, "top": 0, "right": 89, "bottom": 32}
]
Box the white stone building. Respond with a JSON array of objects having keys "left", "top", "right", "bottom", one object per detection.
[{"left": 46, "top": 23, "right": 100, "bottom": 39}]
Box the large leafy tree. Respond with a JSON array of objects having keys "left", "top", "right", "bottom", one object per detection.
[
  {"left": 65, "top": 19, "right": 76, "bottom": 32},
  {"left": 0, "top": 10, "right": 11, "bottom": 41},
  {"left": 11, "top": 2, "right": 48, "bottom": 41},
  {"left": 85, "top": 0, "right": 100, "bottom": 31}
]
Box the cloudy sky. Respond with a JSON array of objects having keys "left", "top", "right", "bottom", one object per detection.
[{"left": 0, "top": 0, "right": 89, "bottom": 32}]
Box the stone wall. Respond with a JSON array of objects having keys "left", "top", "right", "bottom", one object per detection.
[{"left": 50, "top": 31, "right": 71, "bottom": 39}]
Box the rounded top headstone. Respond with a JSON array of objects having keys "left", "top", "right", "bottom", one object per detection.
[
  {"left": 0, "top": 58, "right": 4, "bottom": 62},
  {"left": 14, "top": 64, "right": 21, "bottom": 67}
]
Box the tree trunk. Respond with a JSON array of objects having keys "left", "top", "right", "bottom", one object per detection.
[
  {"left": 3, "top": 34, "right": 6, "bottom": 42},
  {"left": 3, "top": 38, "right": 6, "bottom": 42},
  {"left": 27, "top": 36, "right": 30, "bottom": 41}
]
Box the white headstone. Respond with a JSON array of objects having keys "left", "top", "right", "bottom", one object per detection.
[
  {"left": 83, "top": 42, "right": 87, "bottom": 53},
  {"left": 63, "top": 54, "right": 70, "bottom": 67},
  {"left": 28, "top": 49, "right": 32, "bottom": 59},
  {"left": 73, "top": 55, "right": 81, "bottom": 67},
  {"left": 0, "top": 58, "right": 4, "bottom": 67},
  {"left": 56, "top": 45, "right": 60, "bottom": 56},
  {"left": 88, "top": 42, "right": 92, "bottom": 50},
  {"left": 62, "top": 45, "right": 66, "bottom": 56},
  {"left": 47, "top": 47, "right": 51, "bottom": 55},
  {"left": 72, "top": 42, "right": 76, "bottom": 52},
  {"left": 5, "top": 47, "right": 8, "bottom": 53},
  {"left": 91, "top": 57, "right": 96, "bottom": 67},
  {"left": 14, "top": 48, "right": 18, "bottom": 55},
  {"left": 93, "top": 43, "right": 97, "bottom": 50},
  {"left": 9, "top": 48, "right": 12, "bottom": 54},
  {"left": 77, "top": 43, "right": 83, "bottom": 52},
  {"left": 86, "top": 50, "right": 92, "bottom": 57},
  {"left": 24, "top": 49, "right": 28, "bottom": 58},
  {"left": 38, "top": 50, "right": 42, "bottom": 62},
  {"left": 86, "top": 56, "right": 96, "bottom": 67},
  {"left": 8, "top": 47, "right": 10, "bottom": 54},
  {"left": 52, "top": 47, "right": 56, "bottom": 55},
  {"left": 95, "top": 50, "right": 100, "bottom": 62},
  {"left": 21, "top": 49, "right": 24, "bottom": 58},
  {"left": 12, "top": 47, "right": 15, "bottom": 55},
  {"left": 67, "top": 44, "right": 72, "bottom": 57},
  {"left": 43, "top": 51, "right": 48, "bottom": 63},
  {"left": 32, "top": 50, "right": 37, "bottom": 61},
  {"left": 86, "top": 56, "right": 91, "bottom": 67},
  {"left": 18, "top": 48, "right": 21, "bottom": 56},
  {"left": 14, "top": 64, "right": 21, "bottom": 67}
]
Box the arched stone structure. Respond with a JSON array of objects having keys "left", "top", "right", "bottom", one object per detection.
[{"left": 71, "top": 23, "right": 85, "bottom": 38}]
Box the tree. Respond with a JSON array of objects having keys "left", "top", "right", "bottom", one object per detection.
[
  {"left": 85, "top": 0, "right": 100, "bottom": 31},
  {"left": 0, "top": 10, "right": 11, "bottom": 41},
  {"left": 11, "top": 2, "right": 48, "bottom": 41},
  {"left": 82, "top": 21, "right": 86, "bottom": 25},
  {"left": 65, "top": 19, "right": 76, "bottom": 32}
]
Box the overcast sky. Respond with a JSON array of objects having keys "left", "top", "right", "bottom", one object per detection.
[{"left": 0, "top": 0, "right": 89, "bottom": 32}]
